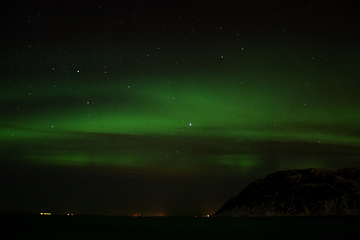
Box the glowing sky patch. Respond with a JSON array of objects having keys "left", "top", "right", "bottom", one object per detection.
[{"left": 1, "top": 0, "right": 360, "bottom": 216}]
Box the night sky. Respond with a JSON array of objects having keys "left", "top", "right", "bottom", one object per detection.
[{"left": 1, "top": 0, "right": 360, "bottom": 216}]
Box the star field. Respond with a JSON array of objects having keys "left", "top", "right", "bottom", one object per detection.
[{"left": 1, "top": 0, "right": 360, "bottom": 216}]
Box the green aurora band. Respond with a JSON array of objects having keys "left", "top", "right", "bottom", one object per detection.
[{"left": 1, "top": 41, "right": 360, "bottom": 177}]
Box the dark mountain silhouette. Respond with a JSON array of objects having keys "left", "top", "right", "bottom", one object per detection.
[{"left": 214, "top": 167, "right": 360, "bottom": 217}]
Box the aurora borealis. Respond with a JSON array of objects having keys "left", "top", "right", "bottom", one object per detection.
[{"left": 1, "top": 0, "right": 360, "bottom": 216}]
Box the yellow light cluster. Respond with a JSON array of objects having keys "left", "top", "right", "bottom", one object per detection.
[{"left": 40, "top": 213, "right": 51, "bottom": 215}]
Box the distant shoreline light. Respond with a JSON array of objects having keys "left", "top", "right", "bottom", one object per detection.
[{"left": 40, "top": 212, "right": 51, "bottom": 215}]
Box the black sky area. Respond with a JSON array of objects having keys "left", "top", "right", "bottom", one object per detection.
[
  {"left": 1, "top": 0, "right": 360, "bottom": 216},
  {"left": 3, "top": 1, "right": 359, "bottom": 46}
]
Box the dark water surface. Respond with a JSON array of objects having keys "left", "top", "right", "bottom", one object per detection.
[{"left": 2, "top": 215, "right": 359, "bottom": 239}]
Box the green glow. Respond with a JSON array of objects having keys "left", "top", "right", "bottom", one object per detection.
[
  {"left": 28, "top": 154, "right": 89, "bottom": 166},
  {"left": 3, "top": 76, "right": 359, "bottom": 140},
  {"left": 220, "top": 154, "right": 263, "bottom": 169},
  {"left": 1, "top": 43, "right": 359, "bottom": 172}
]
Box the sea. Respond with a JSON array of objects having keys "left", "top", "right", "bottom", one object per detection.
[{"left": 2, "top": 214, "right": 359, "bottom": 240}]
